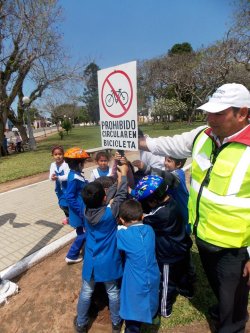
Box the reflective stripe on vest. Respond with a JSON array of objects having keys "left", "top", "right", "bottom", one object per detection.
[{"left": 189, "top": 131, "right": 250, "bottom": 248}]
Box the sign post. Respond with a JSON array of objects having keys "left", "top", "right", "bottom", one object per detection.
[{"left": 98, "top": 61, "right": 137, "bottom": 151}]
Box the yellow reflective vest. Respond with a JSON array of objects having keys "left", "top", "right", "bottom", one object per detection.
[{"left": 188, "top": 129, "right": 250, "bottom": 248}]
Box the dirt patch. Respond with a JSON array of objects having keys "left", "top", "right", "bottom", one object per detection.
[
  {"left": 0, "top": 245, "right": 113, "bottom": 333},
  {"left": 0, "top": 245, "right": 224, "bottom": 333}
]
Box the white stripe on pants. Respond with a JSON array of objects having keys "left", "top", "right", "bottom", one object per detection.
[{"left": 161, "top": 263, "right": 169, "bottom": 317}]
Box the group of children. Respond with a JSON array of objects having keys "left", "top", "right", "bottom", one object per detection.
[{"left": 49, "top": 144, "right": 195, "bottom": 333}]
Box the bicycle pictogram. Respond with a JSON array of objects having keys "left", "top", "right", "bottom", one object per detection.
[{"left": 105, "top": 89, "right": 129, "bottom": 108}]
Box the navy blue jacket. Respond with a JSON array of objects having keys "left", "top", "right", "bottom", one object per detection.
[{"left": 143, "top": 197, "right": 192, "bottom": 264}]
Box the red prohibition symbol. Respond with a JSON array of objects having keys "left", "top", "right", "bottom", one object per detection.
[{"left": 101, "top": 70, "right": 133, "bottom": 118}]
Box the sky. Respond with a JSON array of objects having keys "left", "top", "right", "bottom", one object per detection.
[{"left": 59, "top": 0, "right": 235, "bottom": 70}]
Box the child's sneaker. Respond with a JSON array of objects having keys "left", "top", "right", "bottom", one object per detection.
[
  {"left": 65, "top": 257, "right": 83, "bottom": 264},
  {"left": 74, "top": 317, "right": 87, "bottom": 333},
  {"left": 161, "top": 306, "right": 172, "bottom": 318},
  {"left": 62, "top": 217, "right": 69, "bottom": 225}
]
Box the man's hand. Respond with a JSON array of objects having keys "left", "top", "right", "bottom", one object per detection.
[
  {"left": 132, "top": 160, "right": 144, "bottom": 170},
  {"left": 138, "top": 136, "right": 150, "bottom": 151},
  {"left": 243, "top": 260, "right": 250, "bottom": 287}
]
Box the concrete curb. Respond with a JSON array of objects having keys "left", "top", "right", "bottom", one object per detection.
[{"left": 0, "top": 230, "right": 76, "bottom": 280}]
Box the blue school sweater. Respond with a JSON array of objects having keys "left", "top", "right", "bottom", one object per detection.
[
  {"left": 117, "top": 223, "right": 160, "bottom": 324},
  {"left": 66, "top": 170, "right": 87, "bottom": 228}
]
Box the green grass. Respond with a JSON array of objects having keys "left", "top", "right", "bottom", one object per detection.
[
  {"left": 0, "top": 122, "right": 204, "bottom": 184},
  {"left": 0, "top": 126, "right": 102, "bottom": 183},
  {"left": 140, "top": 240, "right": 216, "bottom": 332}
]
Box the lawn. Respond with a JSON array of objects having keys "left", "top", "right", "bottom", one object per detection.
[
  {"left": 142, "top": 242, "right": 217, "bottom": 330},
  {"left": 0, "top": 122, "right": 204, "bottom": 184}
]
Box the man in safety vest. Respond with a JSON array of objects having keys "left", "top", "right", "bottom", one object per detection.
[{"left": 139, "top": 83, "right": 250, "bottom": 333}]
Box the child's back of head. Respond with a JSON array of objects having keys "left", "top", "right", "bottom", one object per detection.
[
  {"left": 94, "top": 176, "right": 116, "bottom": 190},
  {"left": 82, "top": 182, "right": 106, "bottom": 209},
  {"left": 119, "top": 199, "right": 143, "bottom": 224}
]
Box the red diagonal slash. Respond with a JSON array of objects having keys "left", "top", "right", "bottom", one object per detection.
[
  {"left": 101, "top": 70, "right": 133, "bottom": 118},
  {"left": 106, "top": 78, "right": 128, "bottom": 113}
]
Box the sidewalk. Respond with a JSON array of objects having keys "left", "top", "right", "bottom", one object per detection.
[{"left": 0, "top": 151, "right": 140, "bottom": 274}]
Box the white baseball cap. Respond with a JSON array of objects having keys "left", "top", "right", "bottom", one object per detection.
[{"left": 197, "top": 83, "right": 250, "bottom": 113}]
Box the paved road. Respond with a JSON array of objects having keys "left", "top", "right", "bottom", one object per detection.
[{"left": 0, "top": 151, "right": 140, "bottom": 273}]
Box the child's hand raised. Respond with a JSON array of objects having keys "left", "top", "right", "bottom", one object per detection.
[
  {"left": 114, "top": 151, "right": 121, "bottom": 160},
  {"left": 117, "top": 163, "right": 129, "bottom": 177}
]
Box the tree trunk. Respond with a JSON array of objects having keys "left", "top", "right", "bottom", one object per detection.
[
  {"left": 18, "top": 124, "right": 28, "bottom": 143},
  {"left": 0, "top": 117, "right": 4, "bottom": 158}
]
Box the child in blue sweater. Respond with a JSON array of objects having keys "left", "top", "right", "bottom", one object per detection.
[
  {"left": 64, "top": 147, "right": 89, "bottom": 264},
  {"left": 74, "top": 164, "right": 128, "bottom": 333},
  {"left": 131, "top": 175, "right": 193, "bottom": 318},
  {"left": 117, "top": 199, "right": 160, "bottom": 333}
]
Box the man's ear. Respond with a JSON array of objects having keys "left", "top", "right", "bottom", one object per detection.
[{"left": 239, "top": 107, "right": 249, "bottom": 122}]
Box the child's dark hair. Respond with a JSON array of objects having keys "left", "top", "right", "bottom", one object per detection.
[
  {"left": 166, "top": 156, "right": 187, "bottom": 169},
  {"left": 119, "top": 199, "right": 143, "bottom": 223},
  {"left": 95, "top": 176, "right": 116, "bottom": 189},
  {"left": 95, "top": 151, "right": 110, "bottom": 162},
  {"left": 64, "top": 158, "right": 86, "bottom": 171},
  {"left": 51, "top": 145, "right": 64, "bottom": 155},
  {"left": 82, "top": 182, "right": 106, "bottom": 208}
]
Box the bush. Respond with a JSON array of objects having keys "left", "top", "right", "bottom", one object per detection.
[{"left": 58, "top": 130, "right": 64, "bottom": 140}]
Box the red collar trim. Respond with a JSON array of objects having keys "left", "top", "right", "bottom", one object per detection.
[{"left": 204, "top": 126, "right": 250, "bottom": 146}]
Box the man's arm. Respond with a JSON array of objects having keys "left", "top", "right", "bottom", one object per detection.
[{"left": 139, "top": 125, "right": 207, "bottom": 159}]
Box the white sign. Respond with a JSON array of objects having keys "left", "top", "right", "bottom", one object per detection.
[{"left": 98, "top": 61, "right": 138, "bottom": 151}]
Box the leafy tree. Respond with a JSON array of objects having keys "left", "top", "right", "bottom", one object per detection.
[
  {"left": 61, "top": 118, "right": 72, "bottom": 134},
  {"left": 78, "top": 106, "right": 91, "bottom": 123},
  {"left": 168, "top": 42, "right": 193, "bottom": 55},
  {"left": 0, "top": 0, "right": 79, "bottom": 154},
  {"left": 82, "top": 62, "right": 100, "bottom": 123},
  {"left": 151, "top": 98, "right": 188, "bottom": 122}
]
